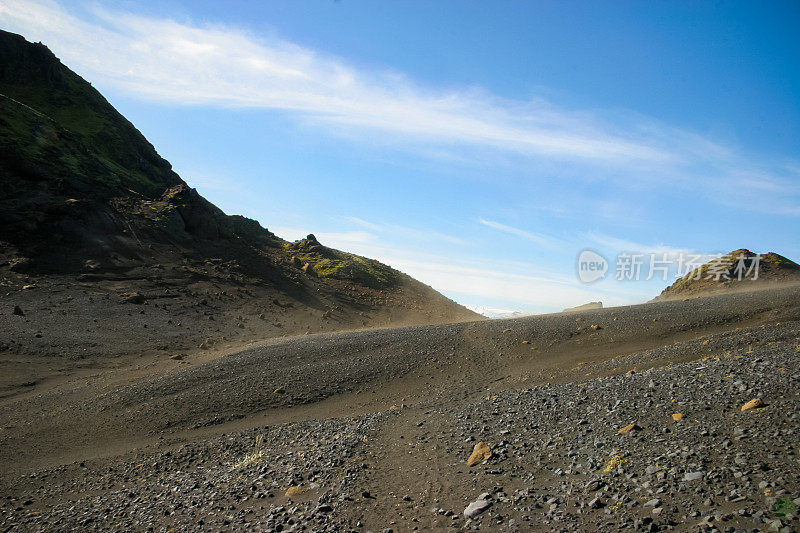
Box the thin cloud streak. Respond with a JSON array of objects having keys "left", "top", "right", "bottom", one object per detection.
[
  {"left": 584, "top": 231, "right": 694, "bottom": 257},
  {"left": 384, "top": 255, "right": 653, "bottom": 311},
  {"left": 1, "top": 0, "right": 797, "bottom": 216},
  {"left": 345, "top": 216, "right": 383, "bottom": 232},
  {"left": 479, "top": 219, "right": 556, "bottom": 247},
  {"left": 214, "top": 216, "right": 669, "bottom": 311},
  {"left": 344, "top": 216, "right": 468, "bottom": 246},
  {"left": 0, "top": 0, "right": 681, "bottom": 165}
]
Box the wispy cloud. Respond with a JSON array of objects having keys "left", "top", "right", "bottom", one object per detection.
[
  {"left": 479, "top": 219, "right": 556, "bottom": 247},
  {"left": 378, "top": 254, "right": 653, "bottom": 311},
  {"left": 4, "top": 0, "right": 797, "bottom": 313},
  {"left": 311, "top": 232, "right": 653, "bottom": 311},
  {"left": 240, "top": 216, "right": 667, "bottom": 311},
  {"left": 345, "top": 216, "right": 384, "bottom": 232},
  {"left": 1, "top": 0, "right": 797, "bottom": 215},
  {"left": 343, "top": 216, "right": 468, "bottom": 246},
  {"left": 0, "top": 0, "right": 669, "bottom": 164},
  {"left": 584, "top": 231, "right": 694, "bottom": 257}
]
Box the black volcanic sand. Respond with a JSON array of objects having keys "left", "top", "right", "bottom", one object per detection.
[
  {"left": 0, "top": 263, "right": 478, "bottom": 400},
  {"left": 2, "top": 286, "right": 800, "bottom": 531}
]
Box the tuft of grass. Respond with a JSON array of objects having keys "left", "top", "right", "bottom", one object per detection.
[
  {"left": 609, "top": 500, "right": 624, "bottom": 512},
  {"left": 775, "top": 497, "right": 797, "bottom": 519},
  {"left": 603, "top": 455, "right": 627, "bottom": 474},
  {"left": 231, "top": 434, "right": 267, "bottom": 470}
]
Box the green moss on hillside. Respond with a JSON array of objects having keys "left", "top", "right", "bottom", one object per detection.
[
  {"left": 284, "top": 236, "right": 400, "bottom": 288},
  {"left": 659, "top": 248, "right": 800, "bottom": 299},
  {"left": 669, "top": 249, "right": 749, "bottom": 291},
  {"left": 0, "top": 30, "right": 181, "bottom": 200}
]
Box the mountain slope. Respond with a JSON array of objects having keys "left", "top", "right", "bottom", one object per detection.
[
  {"left": 0, "top": 28, "right": 270, "bottom": 270},
  {"left": 656, "top": 248, "right": 800, "bottom": 300},
  {"left": 0, "top": 29, "right": 480, "bottom": 372}
]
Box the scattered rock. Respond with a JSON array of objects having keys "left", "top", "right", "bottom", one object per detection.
[
  {"left": 684, "top": 471, "right": 705, "bottom": 482},
  {"left": 585, "top": 479, "right": 605, "bottom": 492},
  {"left": 618, "top": 423, "right": 641, "bottom": 434},
  {"left": 463, "top": 493, "right": 492, "bottom": 518},
  {"left": 12, "top": 305, "right": 24, "bottom": 316},
  {"left": 672, "top": 413, "right": 685, "bottom": 421},
  {"left": 740, "top": 398, "right": 763, "bottom": 411},
  {"left": 467, "top": 441, "right": 492, "bottom": 466},
  {"left": 285, "top": 486, "right": 306, "bottom": 498}
]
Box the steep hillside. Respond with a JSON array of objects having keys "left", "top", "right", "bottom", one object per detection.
[
  {"left": 0, "top": 29, "right": 479, "bottom": 374},
  {"left": 656, "top": 248, "right": 800, "bottom": 300},
  {"left": 0, "top": 29, "right": 276, "bottom": 271}
]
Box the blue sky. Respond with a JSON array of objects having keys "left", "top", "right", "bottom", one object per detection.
[{"left": 2, "top": 0, "right": 799, "bottom": 314}]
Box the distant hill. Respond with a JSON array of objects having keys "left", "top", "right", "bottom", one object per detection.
[
  {"left": 655, "top": 249, "right": 800, "bottom": 300},
  {"left": 563, "top": 301, "right": 603, "bottom": 313},
  {"left": 0, "top": 29, "right": 479, "bottom": 360}
]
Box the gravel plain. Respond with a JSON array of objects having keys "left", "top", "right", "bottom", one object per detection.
[{"left": 2, "top": 286, "right": 799, "bottom": 532}]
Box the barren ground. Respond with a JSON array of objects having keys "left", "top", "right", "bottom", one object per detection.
[{"left": 1, "top": 285, "right": 799, "bottom": 531}]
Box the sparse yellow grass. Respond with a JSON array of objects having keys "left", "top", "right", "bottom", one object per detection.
[
  {"left": 603, "top": 455, "right": 627, "bottom": 473},
  {"left": 231, "top": 434, "right": 267, "bottom": 470}
]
